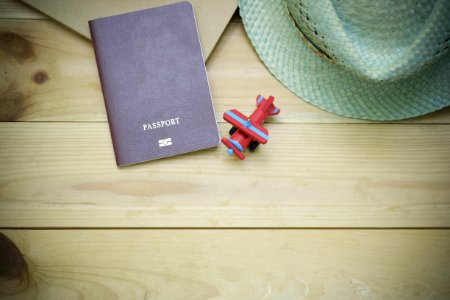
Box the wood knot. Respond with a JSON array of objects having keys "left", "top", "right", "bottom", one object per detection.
[
  {"left": 0, "top": 87, "right": 26, "bottom": 121},
  {"left": 0, "top": 233, "right": 30, "bottom": 295},
  {"left": 0, "top": 31, "right": 35, "bottom": 62},
  {"left": 32, "top": 70, "right": 48, "bottom": 84}
]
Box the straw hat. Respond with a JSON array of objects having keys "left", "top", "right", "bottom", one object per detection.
[{"left": 239, "top": 0, "right": 450, "bottom": 120}]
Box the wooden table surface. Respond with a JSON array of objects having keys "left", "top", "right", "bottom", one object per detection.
[{"left": 1, "top": 0, "right": 449, "bottom": 299}]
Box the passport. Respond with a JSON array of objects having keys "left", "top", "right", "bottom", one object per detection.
[{"left": 89, "top": 2, "right": 220, "bottom": 166}]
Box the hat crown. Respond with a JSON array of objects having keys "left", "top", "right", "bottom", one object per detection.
[{"left": 285, "top": 0, "right": 450, "bottom": 81}]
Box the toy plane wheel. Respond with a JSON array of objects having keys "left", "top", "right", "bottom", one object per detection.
[
  {"left": 249, "top": 141, "right": 260, "bottom": 152},
  {"left": 229, "top": 126, "right": 237, "bottom": 135}
]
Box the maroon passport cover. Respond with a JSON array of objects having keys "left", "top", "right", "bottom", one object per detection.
[{"left": 89, "top": 2, "right": 220, "bottom": 166}]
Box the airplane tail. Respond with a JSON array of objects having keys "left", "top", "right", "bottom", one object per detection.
[{"left": 256, "top": 95, "right": 280, "bottom": 115}]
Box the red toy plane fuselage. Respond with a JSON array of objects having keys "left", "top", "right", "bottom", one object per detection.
[{"left": 221, "top": 95, "right": 280, "bottom": 160}]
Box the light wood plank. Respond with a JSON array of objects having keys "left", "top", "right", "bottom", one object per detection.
[
  {"left": 1, "top": 19, "right": 449, "bottom": 123},
  {"left": 0, "top": 0, "right": 47, "bottom": 19},
  {"left": 1, "top": 230, "right": 450, "bottom": 299},
  {"left": 1, "top": 122, "right": 449, "bottom": 228}
]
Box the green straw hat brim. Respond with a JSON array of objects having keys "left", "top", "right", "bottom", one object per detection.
[{"left": 239, "top": 0, "right": 450, "bottom": 120}]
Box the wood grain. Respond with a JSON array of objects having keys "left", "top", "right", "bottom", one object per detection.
[
  {"left": 1, "top": 230, "right": 450, "bottom": 299},
  {"left": 1, "top": 2, "right": 449, "bottom": 299},
  {"left": 1, "top": 122, "right": 449, "bottom": 228},
  {"left": 1, "top": 19, "right": 450, "bottom": 123}
]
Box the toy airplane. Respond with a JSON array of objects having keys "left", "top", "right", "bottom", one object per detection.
[{"left": 221, "top": 95, "right": 280, "bottom": 160}]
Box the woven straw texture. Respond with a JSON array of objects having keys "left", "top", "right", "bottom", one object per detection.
[{"left": 239, "top": 0, "right": 450, "bottom": 120}]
